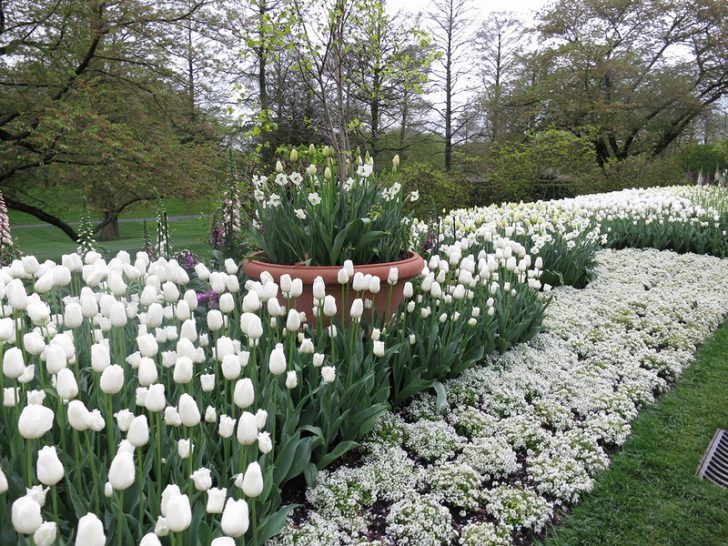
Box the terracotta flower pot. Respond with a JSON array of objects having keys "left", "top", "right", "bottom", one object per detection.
[{"left": 242, "top": 251, "right": 425, "bottom": 322}]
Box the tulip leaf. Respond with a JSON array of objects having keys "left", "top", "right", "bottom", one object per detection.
[
  {"left": 258, "top": 504, "right": 297, "bottom": 545},
  {"left": 319, "top": 440, "right": 359, "bottom": 469},
  {"left": 433, "top": 381, "right": 448, "bottom": 414}
]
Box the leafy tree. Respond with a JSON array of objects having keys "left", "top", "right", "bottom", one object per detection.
[
  {"left": 0, "top": 0, "right": 225, "bottom": 240},
  {"left": 529, "top": 0, "right": 728, "bottom": 164}
]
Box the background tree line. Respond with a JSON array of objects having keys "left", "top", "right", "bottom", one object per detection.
[{"left": 1, "top": 0, "right": 727, "bottom": 240}]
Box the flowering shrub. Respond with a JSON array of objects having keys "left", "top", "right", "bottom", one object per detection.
[{"left": 251, "top": 150, "right": 416, "bottom": 265}]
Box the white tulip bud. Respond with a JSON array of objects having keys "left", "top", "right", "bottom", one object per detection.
[
  {"left": 108, "top": 450, "right": 135, "bottom": 491},
  {"left": 321, "top": 366, "right": 336, "bottom": 384},
  {"left": 166, "top": 494, "right": 192, "bottom": 532},
  {"left": 236, "top": 412, "right": 258, "bottom": 445},
  {"left": 221, "top": 498, "right": 249, "bottom": 537},
  {"left": 285, "top": 370, "right": 298, "bottom": 389},
  {"left": 190, "top": 467, "right": 212, "bottom": 491},
  {"left": 268, "top": 343, "right": 286, "bottom": 375},
  {"left": 242, "top": 462, "right": 264, "bottom": 498},
  {"left": 127, "top": 415, "right": 149, "bottom": 447},
  {"left": 3, "top": 347, "right": 25, "bottom": 378},
  {"left": 258, "top": 431, "right": 272, "bottom": 454},
  {"left": 178, "top": 393, "right": 201, "bottom": 427},
  {"left": 75, "top": 513, "right": 105, "bottom": 546},
  {"left": 233, "top": 378, "right": 255, "bottom": 409},
  {"left": 207, "top": 310, "right": 224, "bottom": 331},
  {"left": 285, "top": 308, "right": 300, "bottom": 332},
  {"left": 177, "top": 439, "right": 193, "bottom": 459},
  {"left": 36, "top": 446, "right": 64, "bottom": 486},
  {"left": 91, "top": 343, "right": 110, "bottom": 373},
  {"left": 100, "top": 364, "right": 124, "bottom": 394},
  {"left": 138, "top": 357, "right": 158, "bottom": 387},
  {"left": 18, "top": 404, "right": 54, "bottom": 439},
  {"left": 23, "top": 332, "right": 46, "bottom": 355},
  {"left": 173, "top": 356, "right": 193, "bottom": 384},
  {"left": 218, "top": 415, "right": 236, "bottom": 438},
  {"left": 12, "top": 495, "right": 42, "bottom": 535},
  {"left": 33, "top": 521, "right": 58, "bottom": 546},
  {"left": 206, "top": 487, "right": 227, "bottom": 514}
]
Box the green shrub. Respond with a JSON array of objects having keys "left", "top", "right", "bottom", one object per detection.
[{"left": 399, "top": 161, "right": 470, "bottom": 222}]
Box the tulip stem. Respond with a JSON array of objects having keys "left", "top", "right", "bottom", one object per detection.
[
  {"left": 84, "top": 433, "right": 100, "bottom": 513},
  {"left": 116, "top": 490, "right": 125, "bottom": 546},
  {"left": 105, "top": 395, "right": 115, "bottom": 459},
  {"left": 155, "top": 412, "right": 163, "bottom": 497},
  {"left": 251, "top": 499, "right": 258, "bottom": 543},
  {"left": 137, "top": 448, "right": 144, "bottom": 527},
  {"left": 25, "top": 438, "right": 33, "bottom": 486},
  {"left": 51, "top": 484, "right": 59, "bottom": 524}
]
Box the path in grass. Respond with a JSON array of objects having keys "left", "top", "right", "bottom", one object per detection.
[{"left": 542, "top": 320, "right": 728, "bottom": 546}]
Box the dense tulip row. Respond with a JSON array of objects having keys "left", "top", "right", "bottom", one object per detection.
[
  {"left": 429, "top": 185, "right": 728, "bottom": 289},
  {"left": 0, "top": 222, "right": 547, "bottom": 544}
]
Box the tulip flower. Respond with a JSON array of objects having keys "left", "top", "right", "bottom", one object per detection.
[
  {"left": 108, "top": 450, "right": 135, "bottom": 491},
  {"left": 91, "top": 343, "right": 110, "bottom": 373},
  {"left": 23, "top": 331, "right": 46, "bottom": 355},
  {"left": 139, "top": 533, "right": 162, "bottom": 546},
  {"left": 166, "top": 493, "right": 192, "bottom": 532},
  {"left": 75, "top": 513, "right": 106, "bottom": 546},
  {"left": 18, "top": 404, "right": 54, "bottom": 439},
  {"left": 221, "top": 354, "right": 241, "bottom": 380},
  {"left": 258, "top": 431, "right": 273, "bottom": 454},
  {"left": 212, "top": 538, "right": 236, "bottom": 546},
  {"left": 233, "top": 378, "right": 255, "bottom": 409},
  {"left": 178, "top": 439, "right": 193, "bottom": 459},
  {"left": 173, "top": 356, "right": 193, "bottom": 384},
  {"left": 33, "top": 521, "right": 58, "bottom": 546},
  {"left": 242, "top": 461, "right": 264, "bottom": 498},
  {"left": 127, "top": 415, "right": 149, "bottom": 447},
  {"left": 0, "top": 465, "right": 8, "bottom": 493},
  {"left": 206, "top": 487, "right": 227, "bottom": 514},
  {"left": 322, "top": 366, "right": 336, "bottom": 384},
  {"left": 3, "top": 346, "right": 25, "bottom": 378},
  {"left": 36, "top": 445, "right": 64, "bottom": 486},
  {"left": 268, "top": 343, "right": 286, "bottom": 375},
  {"left": 236, "top": 412, "right": 258, "bottom": 446},
  {"left": 12, "top": 495, "right": 42, "bottom": 534},
  {"left": 221, "top": 497, "right": 249, "bottom": 537},
  {"left": 218, "top": 415, "right": 236, "bottom": 438},
  {"left": 207, "top": 309, "right": 224, "bottom": 331},
  {"left": 286, "top": 370, "right": 298, "bottom": 389},
  {"left": 100, "top": 364, "right": 124, "bottom": 394},
  {"left": 145, "top": 383, "right": 166, "bottom": 412},
  {"left": 178, "top": 393, "right": 201, "bottom": 427},
  {"left": 190, "top": 467, "right": 212, "bottom": 491}
]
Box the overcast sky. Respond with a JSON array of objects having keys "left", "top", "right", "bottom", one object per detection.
[{"left": 388, "top": 0, "right": 549, "bottom": 19}]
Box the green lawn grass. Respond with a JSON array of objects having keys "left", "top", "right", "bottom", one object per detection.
[
  {"left": 13, "top": 216, "right": 211, "bottom": 261},
  {"left": 542, "top": 320, "right": 728, "bottom": 546},
  {"left": 8, "top": 184, "right": 214, "bottom": 226}
]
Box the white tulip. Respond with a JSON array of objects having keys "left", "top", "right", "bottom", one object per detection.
[
  {"left": 236, "top": 412, "right": 257, "bottom": 445},
  {"left": 219, "top": 293, "right": 235, "bottom": 313},
  {"left": 127, "top": 415, "right": 149, "bottom": 447},
  {"left": 204, "top": 405, "right": 217, "bottom": 423},
  {"left": 178, "top": 393, "right": 201, "bottom": 427},
  {"left": 33, "top": 521, "right": 58, "bottom": 546},
  {"left": 268, "top": 343, "right": 286, "bottom": 375},
  {"left": 12, "top": 495, "right": 42, "bottom": 534},
  {"left": 166, "top": 494, "right": 192, "bottom": 532},
  {"left": 36, "top": 445, "right": 64, "bottom": 486},
  {"left": 145, "top": 384, "right": 166, "bottom": 412},
  {"left": 218, "top": 415, "right": 236, "bottom": 438},
  {"left": 221, "top": 497, "right": 249, "bottom": 537},
  {"left": 258, "top": 431, "right": 272, "bottom": 454},
  {"left": 23, "top": 332, "right": 46, "bottom": 355},
  {"left": 138, "top": 357, "right": 158, "bottom": 387},
  {"left": 233, "top": 378, "right": 254, "bottom": 409},
  {"left": 207, "top": 309, "right": 224, "bottom": 331},
  {"left": 285, "top": 370, "right": 298, "bottom": 389},
  {"left": 67, "top": 400, "right": 92, "bottom": 431},
  {"left": 322, "top": 295, "right": 337, "bottom": 317},
  {"left": 200, "top": 373, "right": 215, "bottom": 392},
  {"left": 190, "top": 467, "right": 212, "bottom": 491},
  {"left": 18, "top": 404, "right": 54, "bottom": 439},
  {"left": 108, "top": 450, "right": 135, "bottom": 491},
  {"left": 206, "top": 487, "right": 227, "bottom": 514},
  {"left": 100, "top": 364, "right": 124, "bottom": 394},
  {"left": 242, "top": 462, "right": 264, "bottom": 498},
  {"left": 139, "top": 533, "right": 162, "bottom": 546},
  {"left": 321, "top": 366, "right": 336, "bottom": 384},
  {"left": 45, "top": 345, "right": 67, "bottom": 375},
  {"left": 177, "top": 438, "right": 192, "bottom": 458},
  {"left": 173, "top": 356, "right": 193, "bottom": 384},
  {"left": 3, "top": 347, "right": 25, "bottom": 378},
  {"left": 91, "top": 343, "right": 110, "bottom": 373}
]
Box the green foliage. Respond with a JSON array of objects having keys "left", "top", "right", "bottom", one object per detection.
[
  {"left": 398, "top": 162, "right": 469, "bottom": 222},
  {"left": 251, "top": 154, "right": 413, "bottom": 266},
  {"left": 475, "top": 130, "right": 601, "bottom": 205},
  {"left": 676, "top": 141, "right": 728, "bottom": 178},
  {"left": 600, "top": 155, "right": 684, "bottom": 192}
]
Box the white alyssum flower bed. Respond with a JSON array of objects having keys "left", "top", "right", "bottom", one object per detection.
[{"left": 272, "top": 248, "right": 728, "bottom": 546}]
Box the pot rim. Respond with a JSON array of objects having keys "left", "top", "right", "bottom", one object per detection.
[{"left": 242, "top": 250, "right": 424, "bottom": 283}]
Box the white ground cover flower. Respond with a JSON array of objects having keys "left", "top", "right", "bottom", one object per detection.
[{"left": 276, "top": 247, "right": 728, "bottom": 544}]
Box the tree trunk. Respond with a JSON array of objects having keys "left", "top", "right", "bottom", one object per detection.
[{"left": 99, "top": 211, "right": 120, "bottom": 241}]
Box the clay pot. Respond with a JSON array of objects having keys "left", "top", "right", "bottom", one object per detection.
[{"left": 242, "top": 251, "right": 424, "bottom": 321}]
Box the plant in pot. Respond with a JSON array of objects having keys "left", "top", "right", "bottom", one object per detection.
[{"left": 242, "top": 147, "right": 424, "bottom": 321}]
